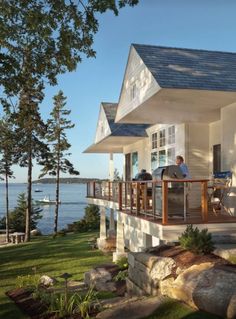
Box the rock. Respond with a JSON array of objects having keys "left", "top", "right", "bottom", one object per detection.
[
  {"left": 84, "top": 264, "right": 119, "bottom": 292},
  {"left": 150, "top": 257, "right": 176, "bottom": 281},
  {"left": 160, "top": 277, "right": 175, "bottom": 296},
  {"left": 165, "top": 262, "right": 213, "bottom": 308},
  {"left": 126, "top": 277, "right": 147, "bottom": 297},
  {"left": 192, "top": 266, "right": 236, "bottom": 318},
  {"left": 40, "top": 275, "right": 57, "bottom": 287},
  {"left": 30, "top": 229, "right": 42, "bottom": 236}
]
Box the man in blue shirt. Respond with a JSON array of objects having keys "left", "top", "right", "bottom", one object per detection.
[{"left": 176, "top": 155, "right": 190, "bottom": 179}]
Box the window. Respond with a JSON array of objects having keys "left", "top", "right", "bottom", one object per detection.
[
  {"left": 152, "top": 133, "right": 158, "bottom": 149},
  {"left": 130, "top": 82, "right": 137, "bottom": 100},
  {"left": 159, "top": 129, "right": 166, "bottom": 147},
  {"left": 159, "top": 150, "right": 166, "bottom": 166},
  {"left": 151, "top": 152, "right": 158, "bottom": 172},
  {"left": 132, "top": 152, "right": 138, "bottom": 178},
  {"left": 168, "top": 125, "right": 175, "bottom": 144},
  {"left": 167, "top": 147, "right": 175, "bottom": 165}
]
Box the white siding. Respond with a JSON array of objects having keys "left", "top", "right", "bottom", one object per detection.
[
  {"left": 221, "top": 102, "right": 236, "bottom": 214},
  {"left": 185, "top": 123, "right": 210, "bottom": 208},
  {"left": 116, "top": 46, "right": 161, "bottom": 122},
  {"left": 209, "top": 120, "right": 221, "bottom": 174},
  {"left": 94, "top": 106, "right": 111, "bottom": 144}
]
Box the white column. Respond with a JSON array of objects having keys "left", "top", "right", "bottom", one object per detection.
[
  {"left": 109, "top": 153, "right": 114, "bottom": 181},
  {"left": 113, "top": 221, "right": 126, "bottom": 261},
  {"left": 99, "top": 206, "right": 106, "bottom": 239},
  {"left": 107, "top": 208, "right": 115, "bottom": 237}
]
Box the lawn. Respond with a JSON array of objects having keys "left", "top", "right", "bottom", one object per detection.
[
  {"left": 145, "top": 299, "right": 221, "bottom": 319},
  {"left": 0, "top": 232, "right": 112, "bottom": 319}
]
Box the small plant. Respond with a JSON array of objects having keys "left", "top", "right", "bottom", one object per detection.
[
  {"left": 179, "top": 224, "right": 215, "bottom": 255},
  {"left": 115, "top": 256, "right": 128, "bottom": 270},
  {"left": 15, "top": 274, "right": 41, "bottom": 290},
  {"left": 114, "top": 269, "right": 128, "bottom": 282},
  {"left": 49, "top": 292, "right": 78, "bottom": 318},
  {"left": 76, "top": 288, "right": 99, "bottom": 319}
]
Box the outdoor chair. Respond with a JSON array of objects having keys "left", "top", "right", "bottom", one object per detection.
[{"left": 208, "top": 171, "right": 232, "bottom": 215}]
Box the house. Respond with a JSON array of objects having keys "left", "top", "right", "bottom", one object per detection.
[{"left": 85, "top": 44, "right": 236, "bottom": 261}]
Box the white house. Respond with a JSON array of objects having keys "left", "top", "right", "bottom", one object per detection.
[{"left": 85, "top": 44, "right": 236, "bottom": 260}]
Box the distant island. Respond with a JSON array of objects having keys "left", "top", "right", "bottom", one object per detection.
[{"left": 32, "top": 177, "right": 101, "bottom": 184}]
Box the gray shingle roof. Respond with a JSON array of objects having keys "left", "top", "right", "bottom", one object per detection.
[
  {"left": 102, "top": 102, "right": 149, "bottom": 137},
  {"left": 133, "top": 44, "right": 236, "bottom": 91}
]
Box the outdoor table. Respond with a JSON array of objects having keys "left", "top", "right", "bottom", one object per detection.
[{"left": 10, "top": 232, "right": 25, "bottom": 244}]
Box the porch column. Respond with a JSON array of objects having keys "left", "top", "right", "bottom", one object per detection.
[
  {"left": 97, "top": 206, "right": 107, "bottom": 250},
  {"left": 107, "top": 208, "right": 115, "bottom": 237},
  {"left": 109, "top": 153, "right": 114, "bottom": 181},
  {"left": 113, "top": 221, "right": 126, "bottom": 261}
]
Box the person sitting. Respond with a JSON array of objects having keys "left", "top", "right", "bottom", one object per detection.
[
  {"left": 176, "top": 155, "right": 190, "bottom": 179},
  {"left": 134, "top": 169, "right": 152, "bottom": 181}
]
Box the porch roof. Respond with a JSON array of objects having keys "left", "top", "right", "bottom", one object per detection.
[{"left": 115, "top": 44, "right": 236, "bottom": 124}]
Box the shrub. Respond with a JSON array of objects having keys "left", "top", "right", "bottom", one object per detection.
[
  {"left": 16, "top": 274, "right": 41, "bottom": 290},
  {"left": 115, "top": 256, "right": 128, "bottom": 270},
  {"left": 114, "top": 270, "right": 128, "bottom": 282},
  {"left": 67, "top": 205, "right": 100, "bottom": 233},
  {"left": 179, "top": 224, "right": 214, "bottom": 255}
]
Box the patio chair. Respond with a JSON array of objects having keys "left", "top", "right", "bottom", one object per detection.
[{"left": 208, "top": 171, "right": 232, "bottom": 215}]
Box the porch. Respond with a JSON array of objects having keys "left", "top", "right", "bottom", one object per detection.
[{"left": 87, "top": 180, "right": 236, "bottom": 225}]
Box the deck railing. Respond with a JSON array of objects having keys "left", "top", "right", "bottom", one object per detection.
[{"left": 87, "top": 179, "right": 211, "bottom": 225}]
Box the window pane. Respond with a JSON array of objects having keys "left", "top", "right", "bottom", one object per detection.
[
  {"left": 151, "top": 152, "right": 158, "bottom": 171},
  {"left": 152, "top": 132, "right": 157, "bottom": 149},
  {"left": 132, "top": 152, "right": 139, "bottom": 178},
  {"left": 159, "top": 150, "right": 166, "bottom": 166},
  {"left": 168, "top": 125, "right": 175, "bottom": 144},
  {"left": 159, "top": 129, "right": 166, "bottom": 147},
  {"left": 167, "top": 147, "right": 175, "bottom": 165}
]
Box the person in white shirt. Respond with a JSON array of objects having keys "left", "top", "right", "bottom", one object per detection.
[{"left": 176, "top": 155, "right": 190, "bottom": 179}]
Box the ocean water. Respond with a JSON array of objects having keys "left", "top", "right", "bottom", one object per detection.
[{"left": 0, "top": 183, "right": 87, "bottom": 234}]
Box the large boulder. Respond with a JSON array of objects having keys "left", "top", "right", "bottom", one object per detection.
[
  {"left": 84, "top": 264, "right": 119, "bottom": 292},
  {"left": 160, "top": 262, "right": 236, "bottom": 318}
]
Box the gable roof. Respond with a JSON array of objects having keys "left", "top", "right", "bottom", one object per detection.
[
  {"left": 133, "top": 44, "right": 236, "bottom": 91},
  {"left": 102, "top": 102, "right": 149, "bottom": 137}
]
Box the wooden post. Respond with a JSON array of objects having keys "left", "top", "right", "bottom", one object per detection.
[
  {"left": 119, "top": 182, "right": 123, "bottom": 211},
  {"left": 201, "top": 181, "right": 208, "bottom": 222},
  {"left": 93, "top": 182, "right": 96, "bottom": 198},
  {"left": 162, "top": 181, "right": 168, "bottom": 225},
  {"left": 136, "top": 182, "right": 140, "bottom": 215},
  {"left": 130, "top": 183, "right": 133, "bottom": 214},
  {"left": 144, "top": 183, "right": 147, "bottom": 217},
  {"left": 152, "top": 182, "right": 156, "bottom": 219},
  {"left": 108, "top": 182, "right": 111, "bottom": 201}
]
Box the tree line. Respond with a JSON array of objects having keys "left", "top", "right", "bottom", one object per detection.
[{"left": 0, "top": 0, "right": 138, "bottom": 242}]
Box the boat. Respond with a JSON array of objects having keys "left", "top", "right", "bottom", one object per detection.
[
  {"left": 36, "top": 196, "right": 61, "bottom": 205},
  {"left": 35, "top": 189, "right": 43, "bottom": 193}
]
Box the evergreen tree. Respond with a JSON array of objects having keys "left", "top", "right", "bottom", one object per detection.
[
  {"left": 0, "top": 115, "right": 16, "bottom": 242},
  {"left": 13, "top": 78, "right": 48, "bottom": 242},
  {"left": 0, "top": 193, "right": 42, "bottom": 233},
  {"left": 40, "top": 91, "right": 79, "bottom": 235}
]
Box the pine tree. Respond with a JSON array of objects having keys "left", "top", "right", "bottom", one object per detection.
[
  {"left": 40, "top": 91, "right": 79, "bottom": 235},
  {"left": 13, "top": 78, "right": 48, "bottom": 242},
  {"left": 0, "top": 114, "right": 16, "bottom": 242}
]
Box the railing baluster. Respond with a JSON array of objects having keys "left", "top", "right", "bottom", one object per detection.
[
  {"left": 152, "top": 181, "right": 156, "bottom": 220},
  {"left": 136, "top": 182, "right": 140, "bottom": 216},
  {"left": 130, "top": 182, "right": 133, "bottom": 214},
  {"left": 119, "top": 182, "right": 123, "bottom": 211}
]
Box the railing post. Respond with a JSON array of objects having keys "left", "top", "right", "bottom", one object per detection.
[
  {"left": 136, "top": 182, "right": 140, "bottom": 216},
  {"left": 93, "top": 181, "right": 96, "bottom": 198},
  {"left": 201, "top": 181, "right": 208, "bottom": 222},
  {"left": 119, "top": 182, "right": 123, "bottom": 211},
  {"left": 152, "top": 182, "right": 156, "bottom": 219},
  {"left": 130, "top": 183, "right": 133, "bottom": 214},
  {"left": 162, "top": 181, "right": 168, "bottom": 225},
  {"left": 108, "top": 182, "right": 111, "bottom": 201}
]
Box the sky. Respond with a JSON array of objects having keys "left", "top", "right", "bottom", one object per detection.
[{"left": 7, "top": 0, "right": 236, "bottom": 182}]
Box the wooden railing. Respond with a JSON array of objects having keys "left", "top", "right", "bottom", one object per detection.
[{"left": 87, "top": 179, "right": 210, "bottom": 225}]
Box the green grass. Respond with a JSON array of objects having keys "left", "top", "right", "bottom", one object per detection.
[
  {"left": 145, "top": 299, "right": 221, "bottom": 319},
  {"left": 0, "top": 232, "right": 112, "bottom": 319}
]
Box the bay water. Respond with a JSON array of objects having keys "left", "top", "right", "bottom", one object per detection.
[{"left": 0, "top": 183, "right": 87, "bottom": 234}]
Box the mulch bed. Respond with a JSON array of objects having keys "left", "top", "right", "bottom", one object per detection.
[{"left": 6, "top": 288, "right": 97, "bottom": 319}]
